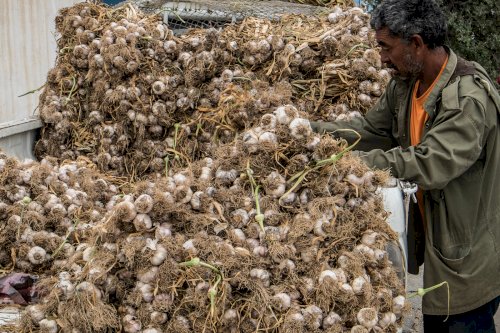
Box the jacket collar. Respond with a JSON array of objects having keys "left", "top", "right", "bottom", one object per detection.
[{"left": 423, "top": 46, "right": 456, "bottom": 117}]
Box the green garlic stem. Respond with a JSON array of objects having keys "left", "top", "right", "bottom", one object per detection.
[
  {"left": 280, "top": 130, "right": 361, "bottom": 203},
  {"left": 173, "top": 123, "right": 180, "bottom": 150},
  {"left": 52, "top": 219, "right": 80, "bottom": 258},
  {"left": 409, "top": 281, "right": 450, "bottom": 322},
  {"left": 208, "top": 274, "right": 222, "bottom": 316},
  {"left": 179, "top": 257, "right": 220, "bottom": 274},
  {"left": 246, "top": 162, "right": 265, "bottom": 232},
  {"left": 164, "top": 156, "right": 170, "bottom": 177}
]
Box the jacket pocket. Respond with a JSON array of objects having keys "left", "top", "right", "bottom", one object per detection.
[
  {"left": 434, "top": 247, "right": 469, "bottom": 273},
  {"left": 427, "top": 190, "right": 472, "bottom": 270}
]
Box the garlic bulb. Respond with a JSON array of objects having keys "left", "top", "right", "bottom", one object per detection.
[
  {"left": 306, "top": 136, "right": 320, "bottom": 150},
  {"left": 371, "top": 81, "right": 382, "bottom": 96},
  {"left": 285, "top": 311, "right": 305, "bottom": 328},
  {"left": 28, "top": 246, "right": 47, "bottom": 265},
  {"left": 242, "top": 130, "right": 259, "bottom": 152},
  {"left": 182, "top": 239, "right": 197, "bottom": 256},
  {"left": 150, "top": 244, "right": 167, "bottom": 266},
  {"left": 150, "top": 311, "right": 168, "bottom": 325},
  {"left": 258, "top": 131, "right": 278, "bottom": 146},
  {"left": 190, "top": 191, "right": 204, "bottom": 210},
  {"left": 264, "top": 171, "right": 286, "bottom": 198},
  {"left": 327, "top": 6, "right": 344, "bottom": 24},
  {"left": 374, "top": 248, "right": 386, "bottom": 261},
  {"left": 229, "top": 228, "right": 246, "bottom": 243},
  {"left": 357, "top": 307, "right": 378, "bottom": 329},
  {"left": 253, "top": 245, "right": 268, "bottom": 257},
  {"left": 392, "top": 295, "right": 406, "bottom": 315},
  {"left": 378, "top": 311, "right": 397, "bottom": 328},
  {"left": 273, "top": 105, "right": 298, "bottom": 125},
  {"left": 75, "top": 281, "right": 102, "bottom": 299},
  {"left": 137, "top": 281, "right": 154, "bottom": 302},
  {"left": 354, "top": 244, "right": 375, "bottom": 259},
  {"left": 152, "top": 81, "right": 165, "bottom": 95},
  {"left": 58, "top": 279, "right": 75, "bottom": 299},
  {"left": 260, "top": 114, "right": 277, "bottom": 130},
  {"left": 278, "top": 259, "right": 296, "bottom": 272},
  {"left": 358, "top": 93, "right": 372, "bottom": 107},
  {"left": 351, "top": 276, "right": 368, "bottom": 295},
  {"left": 351, "top": 325, "right": 369, "bottom": 333},
  {"left": 174, "top": 185, "right": 193, "bottom": 204},
  {"left": 122, "top": 314, "right": 142, "bottom": 333},
  {"left": 363, "top": 48, "right": 382, "bottom": 68},
  {"left": 333, "top": 268, "right": 347, "bottom": 283},
  {"left": 138, "top": 266, "right": 159, "bottom": 284},
  {"left": 26, "top": 304, "right": 45, "bottom": 322},
  {"left": 114, "top": 201, "right": 137, "bottom": 222},
  {"left": 82, "top": 246, "right": 96, "bottom": 262},
  {"left": 231, "top": 209, "right": 249, "bottom": 227},
  {"left": 133, "top": 213, "right": 153, "bottom": 231},
  {"left": 142, "top": 328, "right": 162, "bottom": 333},
  {"left": 302, "top": 305, "right": 323, "bottom": 329},
  {"left": 134, "top": 194, "right": 153, "bottom": 214},
  {"left": 379, "top": 69, "right": 391, "bottom": 84},
  {"left": 272, "top": 292, "right": 291, "bottom": 311},
  {"left": 250, "top": 268, "right": 270, "bottom": 287},
  {"left": 222, "top": 309, "right": 238, "bottom": 325},
  {"left": 322, "top": 311, "right": 342, "bottom": 329},
  {"left": 234, "top": 247, "right": 250, "bottom": 256},
  {"left": 340, "top": 283, "right": 354, "bottom": 294},
  {"left": 314, "top": 213, "right": 332, "bottom": 237},
  {"left": 155, "top": 223, "right": 172, "bottom": 238},
  {"left": 280, "top": 192, "right": 296, "bottom": 205},
  {"left": 289, "top": 118, "right": 312, "bottom": 140},
  {"left": 318, "top": 270, "right": 339, "bottom": 284},
  {"left": 39, "top": 319, "right": 58, "bottom": 333},
  {"left": 361, "top": 230, "right": 378, "bottom": 246},
  {"left": 215, "top": 168, "right": 238, "bottom": 183}
]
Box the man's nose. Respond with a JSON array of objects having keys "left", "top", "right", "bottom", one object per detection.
[{"left": 379, "top": 51, "right": 389, "bottom": 64}]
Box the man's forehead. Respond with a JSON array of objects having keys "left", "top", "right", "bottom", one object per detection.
[{"left": 375, "top": 27, "right": 398, "bottom": 44}]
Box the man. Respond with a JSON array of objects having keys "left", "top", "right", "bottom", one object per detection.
[{"left": 311, "top": 0, "right": 500, "bottom": 331}]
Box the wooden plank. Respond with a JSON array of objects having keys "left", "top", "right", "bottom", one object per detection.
[{"left": 0, "top": 307, "right": 20, "bottom": 329}]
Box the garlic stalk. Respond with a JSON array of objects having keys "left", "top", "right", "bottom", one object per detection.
[
  {"left": 246, "top": 161, "right": 265, "bottom": 232},
  {"left": 280, "top": 129, "right": 361, "bottom": 204},
  {"left": 408, "top": 281, "right": 449, "bottom": 320},
  {"left": 179, "top": 257, "right": 223, "bottom": 316}
]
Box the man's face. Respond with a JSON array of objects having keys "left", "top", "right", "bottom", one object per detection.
[{"left": 375, "top": 27, "right": 423, "bottom": 80}]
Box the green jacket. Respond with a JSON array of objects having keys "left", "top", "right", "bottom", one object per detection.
[{"left": 311, "top": 49, "right": 500, "bottom": 315}]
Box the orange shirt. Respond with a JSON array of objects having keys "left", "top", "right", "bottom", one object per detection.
[{"left": 410, "top": 56, "right": 448, "bottom": 223}]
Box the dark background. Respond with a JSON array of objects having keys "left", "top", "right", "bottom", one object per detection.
[{"left": 102, "top": 0, "right": 123, "bottom": 5}]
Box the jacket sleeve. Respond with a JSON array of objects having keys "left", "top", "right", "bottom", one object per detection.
[
  {"left": 310, "top": 82, "right": 397, "bottom": 152},
  {"left": 360, "top": 96, "right": 487, "bottom": 190}
]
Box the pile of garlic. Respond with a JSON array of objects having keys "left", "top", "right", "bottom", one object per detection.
[
  {"left": 9, "top": 2, "right": 409, "bottom": 332},
  {"left": 35, "top": 2, "right": 389, "bottom": 179},
  {"left": 8, "top": 105, "right": 406, "bottom": 333},
  {"left": 0, "top": 154, "right": 119, "bottom": 274}
]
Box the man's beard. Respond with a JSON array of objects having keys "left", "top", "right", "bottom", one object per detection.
[{"left": 393, "top": 53, "right": 424, "bottom": 80}]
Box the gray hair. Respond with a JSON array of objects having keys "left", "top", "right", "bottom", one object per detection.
[{"left": 370, "top": 0, "right": 447, "bottom": 49}]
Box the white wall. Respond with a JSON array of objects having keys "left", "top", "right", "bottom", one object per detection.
[{"left": 0, "top": 0, "right": 80, "bottom": 159}]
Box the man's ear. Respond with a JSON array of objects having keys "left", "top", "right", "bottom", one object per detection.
[{"left": 410, "top": 34, "right": 425, "bottom": 50}]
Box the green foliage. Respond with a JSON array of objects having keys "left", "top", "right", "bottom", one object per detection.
[
  {"left": 362, "top": 0, "right": 499, "bottom": 82},
  {"left": 438, "top": 0, "right": 499, "bottom": 82}
]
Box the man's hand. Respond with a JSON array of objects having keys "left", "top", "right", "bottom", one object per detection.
[{"left": 309, "top": 120, "right": 337, "bottom": 134}]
